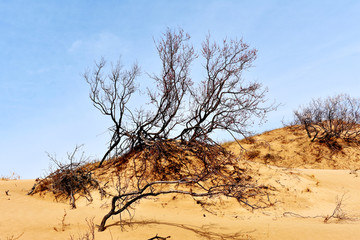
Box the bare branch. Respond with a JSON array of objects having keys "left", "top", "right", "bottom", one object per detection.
[
  {"left": 85, "top": 58, "right": 140, "bottom": 166},
  {"left": 294, "top": 94, "right": 360, "bottom": 149},
  {"left": 82, "top": 28, "right": 274, "bottom": 232},
  {"left": 177, "top": 35, "right": 274, "bottom": 141}
]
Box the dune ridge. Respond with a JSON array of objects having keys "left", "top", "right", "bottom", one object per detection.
[{"left": 1, "top": 126, "right": 360, "bottom": 239}]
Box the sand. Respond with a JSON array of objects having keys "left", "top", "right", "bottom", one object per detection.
[{"left": 1, "top": 126, "right": 360, "bottom": 240}]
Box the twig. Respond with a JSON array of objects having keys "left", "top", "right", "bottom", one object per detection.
[
  {"left": 147, "top": 234, "right": 171, "bottom": 240},
  {"left": 283, "top": 194, "right": 358, "bottom": 223}
]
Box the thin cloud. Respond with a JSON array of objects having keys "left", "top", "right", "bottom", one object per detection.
[{"left": 68, "top": 32, "right": 126, "bottom": 58}]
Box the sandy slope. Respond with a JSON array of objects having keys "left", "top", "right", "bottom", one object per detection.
[
  {"left": 226, "top": 125, "right": 360, "bottom": 170},
  {"left": 1, "top": 127, "right": 360, "bottom": 240},
  {"left": 1, "top": 165, "right": 360, "bottom": 240}
]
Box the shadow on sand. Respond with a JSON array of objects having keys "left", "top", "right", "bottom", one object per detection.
[{"left": 104, "top": 220, "right": 254, "bottom": 239}]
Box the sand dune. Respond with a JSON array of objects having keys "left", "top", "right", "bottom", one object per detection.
[{"left": 1, "top": 126, "right": 360, "bottom": 240}]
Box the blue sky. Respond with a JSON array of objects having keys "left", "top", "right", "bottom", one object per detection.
[{"left": 1, "top": 0, "right": 359, "bottom": 179}]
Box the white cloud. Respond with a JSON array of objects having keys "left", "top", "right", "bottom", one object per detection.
[
  {"left": 68, "top": 32, "right": 126, "bottom": 58},
  {"left": 68, "top": 40, "right": 83, "bottom": 53}
]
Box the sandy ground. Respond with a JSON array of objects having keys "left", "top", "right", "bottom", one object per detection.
[
  {"left": 2, "top": 127, "right": 360, "bottom": 240},
  {"left": 1, "top": 164, "right": 360, "bottom": 240}
]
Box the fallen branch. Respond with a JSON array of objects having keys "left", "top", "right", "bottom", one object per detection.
[
  {"left": 148, "top": 234, "right": 171, "bottom": 240},
  {"left": 283, "top": 195, "right": 358, "bottom": 223}
]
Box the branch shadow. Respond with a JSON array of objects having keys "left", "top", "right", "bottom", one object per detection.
[{"left": 105, "top": 220, "right": 255, "bottom": 240}]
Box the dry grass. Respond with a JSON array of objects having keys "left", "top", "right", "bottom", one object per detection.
[
  {"left": 246, "top": 150, "right": 260, "bottom": 159},
  {"left": 53, "top": 209, "right": 69, "bottom": 232},
  {"left": 323, "top": 195, "right": 357, "bottom": 223},
  {"left": 0, "top": 233, "right": 24, "bottom": 240},
  {"left": 283, "top": 194, "right": 358, "bottom": 223},
  {"left": 1, "top": 172, "right": 20, "bottom": 181},
  {"left": 69, "top": 218, "right": 96, "bottom": 240}
]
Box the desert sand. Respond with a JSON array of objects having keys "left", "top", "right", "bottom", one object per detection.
[{"left": 1, "top": 126, "right": 360, "bottom": 240}]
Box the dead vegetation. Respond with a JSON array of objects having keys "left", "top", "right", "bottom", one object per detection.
[
  {"left": 27, "top": 145, "right": 106, "bottom": 209},
  {"left": 53, "top": 209, "right": 69, "bottom": 232},
  {"left": 0, "top": 233, "right": 24, "bottom": 240},
  {"left": 245, "top": 150, "right": 260, "bottom": 160},
  {"left": 283, "top": 194, "right": 358, "bottom": 223},
  {"left": 147, "top": 235, "right": 171, "bottom": 240},
  {"left": 78, "top": 28, "right": 274, "bottom": 232},
  {"left": 233, "top": 125, "right": 360, "bottom": 170},
  {"left": 69, "top": 218, "right": 96, "bottom": 240},
  {"left": 293, "top": 94, "right": 360, "bottom": 150},
  {"left": 25, "top": 28, "right": 276, "bottom": 234},
  {"left": 97, "top": 140, "right": 269, "bottom": 231},
  {"left": 0, "top": 172, "right": 20, "bottom": 181},
  {"left": 322, "top": 195, "right": 358, "bottom": 223}
]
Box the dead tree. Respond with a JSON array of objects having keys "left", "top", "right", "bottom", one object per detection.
[
  {"left": 294, "top": 94, "right": 360, "bottom": 148},
  {"left": 85, "top": 28, "right": 275, "bottom": 231},
  {"left": 86, "top": 28, "right": 273, "bottom": 166}
]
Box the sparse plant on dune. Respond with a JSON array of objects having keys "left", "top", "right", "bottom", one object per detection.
[
  {"left": 1, "top": 172, "right": 20, "bottom": 181},
  {"left": 53, "top": 209, "right": 69, "bottom": 232},
  {"left": 323, "top": 195, "right": 355, "bottom": 223},
  {"left": 294, "top": 94, "right": 360, "bottom": 150},
  {"left": 85, "top": 28, "right": 275, "bottom": 168},
  {"left": 28, "top": 28, "right": 274, "bottom": 233},
  {"left": 246, "top": 150, "right": 261, "bottom": 159},
  {"left": 69, "top": 217, "right": 96, "bottom": 240},
  {"left": 28, "top": 145, "right": 106, "bottom": 209},
  {"left": 85, "top": 28, "right": 275, "bottom": 232},
  {"left": 283, "top": 194, "right": 358, "bottom": 223}
]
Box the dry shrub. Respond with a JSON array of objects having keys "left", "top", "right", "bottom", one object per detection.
[
  {"left": 294, "top": 94, "right": 360, "bottom": 150},
  {"left": 318, "top": 138, "right": 343, "bottom": 152},
  {"left": 28, "top": 146, "right": 104, "bottom": 208},
  {"left": 283, "top": 194, "right": 358, "bottom": 223},
  {"left": 1, "top": 172, "right": 20, "bottom": 181},
  {"left": 109, "top": 140, "right": 248, "bottom": 182},
  {"left": 263, "top": 153, "right": 282, "bottom": 164},
  {"left": 97, "top": 139, "right": 265, "bottom": 231},
  {"left": 253, "top": 140, "right": 270, "bottom": 150},
  {"left": 244, "top": 136, "right": 256, "bottom": 144},
  {"left": 246, "top": 150, "right": 261, "bottom": 159},
  {"left": 323, "top": 195, "right": 355, "bottom": 223},
  {"left": 263, "top": 153, "right": 275, "bottom": 161},
  {"left": 81, "top": 28, "right": 275, "bottom": 232}
]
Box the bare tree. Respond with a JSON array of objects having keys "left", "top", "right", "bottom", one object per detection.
[
  {"left": 85, "top": 28, "right": 274, "bottom": 231},
  {"left": 294, "top": 94, "right": 360, "bottom": 149},
  {"left": 86, "top": 28, "right": 273, "bottom": 166}
]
